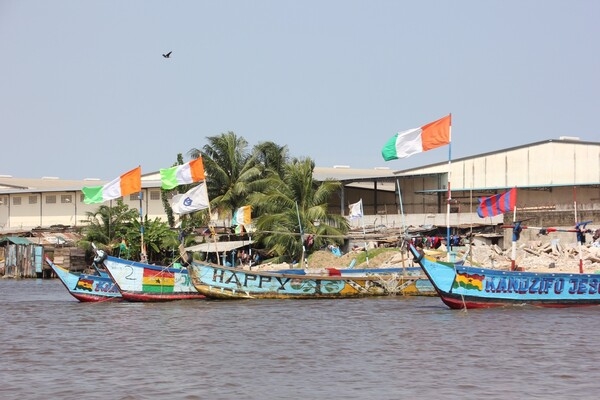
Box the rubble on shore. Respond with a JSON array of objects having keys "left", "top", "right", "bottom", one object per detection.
[{"left": 255, "top": 240, "right": 600, "bottom": 274}]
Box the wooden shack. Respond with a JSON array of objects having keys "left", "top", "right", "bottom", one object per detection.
[
  {"left": 0, "top": 236, "right": 43, "bottom": 278},
  {"left": 46, "top": 247, "right": 87, "bottom": 272}
]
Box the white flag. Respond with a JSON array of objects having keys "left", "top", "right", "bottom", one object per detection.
[
  {"left": 171, "top": 182, "right": 210, "bottom": 215},
  {"left": 348, "top": 199, "right": 363, "bottom": 220}
]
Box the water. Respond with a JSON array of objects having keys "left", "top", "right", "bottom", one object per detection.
[{"left": 1, "top": 279, "right": 600, "bottom": 400}]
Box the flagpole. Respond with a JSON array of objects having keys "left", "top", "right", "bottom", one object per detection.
[
  {"left": 295, "top": 202, "right": 306, "bottom": 269},
  {"left": 204, "top": 183, "right": 220, "bottom": 265},
  {"left": 574, "top": 186, "right": 583, "bottom": 274},
  {"left": 139, "top": 190, "right": 147, "bottom": 263},
  {"left": 396, "top": 179, "right": 407, "bottom": 270},
  {"left": 511, "top": 204, "right": 518, "bottom": 271},
  {"left": 446, "top": 114, "right": 452, "bottom": 261},
  {"left": 360, "top": 199, "right": 369, "bottom": 267},
  {"left": 396, "top": 179, "right": 406, "bottom": 233}
]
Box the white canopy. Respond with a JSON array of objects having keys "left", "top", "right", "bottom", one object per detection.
[{"left": 185, "top": 240, "right": 253, "bottom": 253}]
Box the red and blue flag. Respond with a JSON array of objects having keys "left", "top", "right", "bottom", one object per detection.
[{"left": 477, "top": 188, "right": 517, "bottom": 218}]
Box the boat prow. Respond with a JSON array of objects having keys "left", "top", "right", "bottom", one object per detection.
[
  {"left": 408, "top": 244, "right": 600, "bottom": 309},
  {"left": 46, "top": 257, "right": 122, "bottom": 302}
]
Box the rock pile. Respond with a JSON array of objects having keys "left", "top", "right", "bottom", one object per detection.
[{"left": 255, "top": 238, "right": 600, "bottom": 274}]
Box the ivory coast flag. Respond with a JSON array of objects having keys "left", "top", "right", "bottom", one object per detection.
[
  {"left": 381, "top": 114, "right": 451, "bottom": 161},
  {"left": 82, "top": 166, "right": 142, "bottom": 204},
  {"left": 232, "top": 205, "right": 252, "bottom": 225},
  {"left": 160, "top": 158, "right": 205, "bottom": 190}
]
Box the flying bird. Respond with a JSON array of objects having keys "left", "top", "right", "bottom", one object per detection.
[{"left": 162, "top": 51, "right": 172, "bottom": 58}]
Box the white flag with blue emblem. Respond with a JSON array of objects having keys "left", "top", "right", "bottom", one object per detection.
[
  {"left": 171, "top": 182, "right": 210, "bottom": 215},
  {"left": 348, "top": 199, "right": 363, "bottom": 220}
]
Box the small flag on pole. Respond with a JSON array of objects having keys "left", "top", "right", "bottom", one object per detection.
[
  {"left": 82, "top": 166, "right": 141, "bottom": 204},
  {"left": 232, "top": 205, "right": 252, "bottom": 225},
  {"left": 476, "top": 188, "right": 517, "bottom": 218},
  {"left": 348, "top": 199, "right": 363, "bottom": 220},
  {"left": 382, "top": 114, "right": 451, "bottom": 161},
  {"left": 170, "top": 182, "right": 210, "bottom": 215}
]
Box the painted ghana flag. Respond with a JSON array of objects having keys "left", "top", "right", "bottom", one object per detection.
[
  {"left": 142, "top": 269, "right": 175, "bottom": 293},
  {"left": 453, "top": 271, "right": 485, "bottom": 291}
]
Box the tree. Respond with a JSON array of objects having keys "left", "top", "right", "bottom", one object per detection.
[
  {"left": 249, "top": 158, "right": 349, "bottom": 264},
  {"left": 189, "top": 131, "right": 262, "bottom": 219},
  {"left": 253, "top": 141, "right": 290, "bottom": 179},
  {"left": 129, "top": 217, "right": 179, "bottom": 264},
  {"left": 81, "top": 199, "right": 182, "bottom": 263}
]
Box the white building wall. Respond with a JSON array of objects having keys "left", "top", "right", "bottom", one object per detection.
[
  {"left": 0, "top": 189, "right": 170, "bottom": 230},
  {"left": 400, "top": 140, "right": 600, "bottom": 190}
]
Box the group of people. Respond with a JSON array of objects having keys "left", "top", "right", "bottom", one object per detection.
[
  {"left": 410, "top": 235, "right": 463, "bottom": 250},
  {"left": 232, "top": 248, "right": 260, "bottom": 267}
]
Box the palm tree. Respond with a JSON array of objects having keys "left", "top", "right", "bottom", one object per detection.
[
  {"left": 249, "top": 158, "right": 349, "bottom": 264},
  {"left": 253, "top": 141, "right": 290, "bottom": 179},
  {"left": 189, "top": 131, "right": 262, "bottom": 218}
]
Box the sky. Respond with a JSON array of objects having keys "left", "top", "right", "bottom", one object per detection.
[{"left": 1, "top": 0, "right": 598, "bottom": 180}]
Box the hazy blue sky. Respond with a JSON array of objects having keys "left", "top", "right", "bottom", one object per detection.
[{"left": 1, "top": 1, "right": 598, "bottom": 180}]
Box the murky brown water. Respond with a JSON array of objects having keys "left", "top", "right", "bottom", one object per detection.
[{"left": 1, "top": 279, "right": 599, "bottom": 400}]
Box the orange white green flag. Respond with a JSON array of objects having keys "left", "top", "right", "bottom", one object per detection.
[
  {"left": 232, "top": 205, "right": 252, "bottom": 225},
  {"left": 381, "top": 114, "right": 451, "bottom": 161},
  {"left": 82, "top": 166, "right": 142, "bottom": 204},
  {"left": 160, "top": 158, "right": 205, "bottom": 190}
]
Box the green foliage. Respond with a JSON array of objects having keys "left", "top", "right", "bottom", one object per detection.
[
  {"left": 249, "top": 158, "right": 349, "bottom": 263},
  {"left": 189, "top": 131, "right": 262, "bottom": 218},
  {"left": 252, "top": 141, "right": 290, "bottom": 179},
  {"left": 80, "top": 199, "right": 138, "bottom": 249},
  {"left": 129, "top": 217, "right": 179, "bottom": 264},
  {"left": 81, "top": 199, "right": 181, "bottom": 264}
]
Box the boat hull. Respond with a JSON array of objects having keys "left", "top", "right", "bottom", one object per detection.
[
  {"left": 103, "top": 256, "right": 205, "bottom": 302},
  {"left": 188, "top": 262, "right": 423, "bottom": 299},
  {"left": 409, "top": 244, "right": 600, "bottom": 309},
  {"left": 46, "top": 257, "right": 121, "bottom": 302},
  {"left": 274, "top": 266, "right": 435, "bottom": 296}
]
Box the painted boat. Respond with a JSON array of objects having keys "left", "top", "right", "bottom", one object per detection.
[
  {"left": 102, "top": 255, "right": 205, "bottom": 302},
  {"left": 274, "top": 266, "right": 435, "bottom": 296},
  {"left": 45, "top": 256, "right": 122, "bottom": 302},
  {"left": 408, "top": 243, "right": 600, "bottom": 309},
  {"left": 187, "top": 261, "right": 425, "bottom": 299}
]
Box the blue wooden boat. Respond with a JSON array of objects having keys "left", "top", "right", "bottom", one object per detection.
[
  {"left": 408, "top": 243, "right": 600, "bottom": 309},
  {"left": 102, "top": 255, "right": 205, "bottom": 302},
  {"left": 45, "top": 256, "right": 121, "bottom": 302},
  {"left": 187, "top": 261, "right": 424, "bottom": 299}
]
